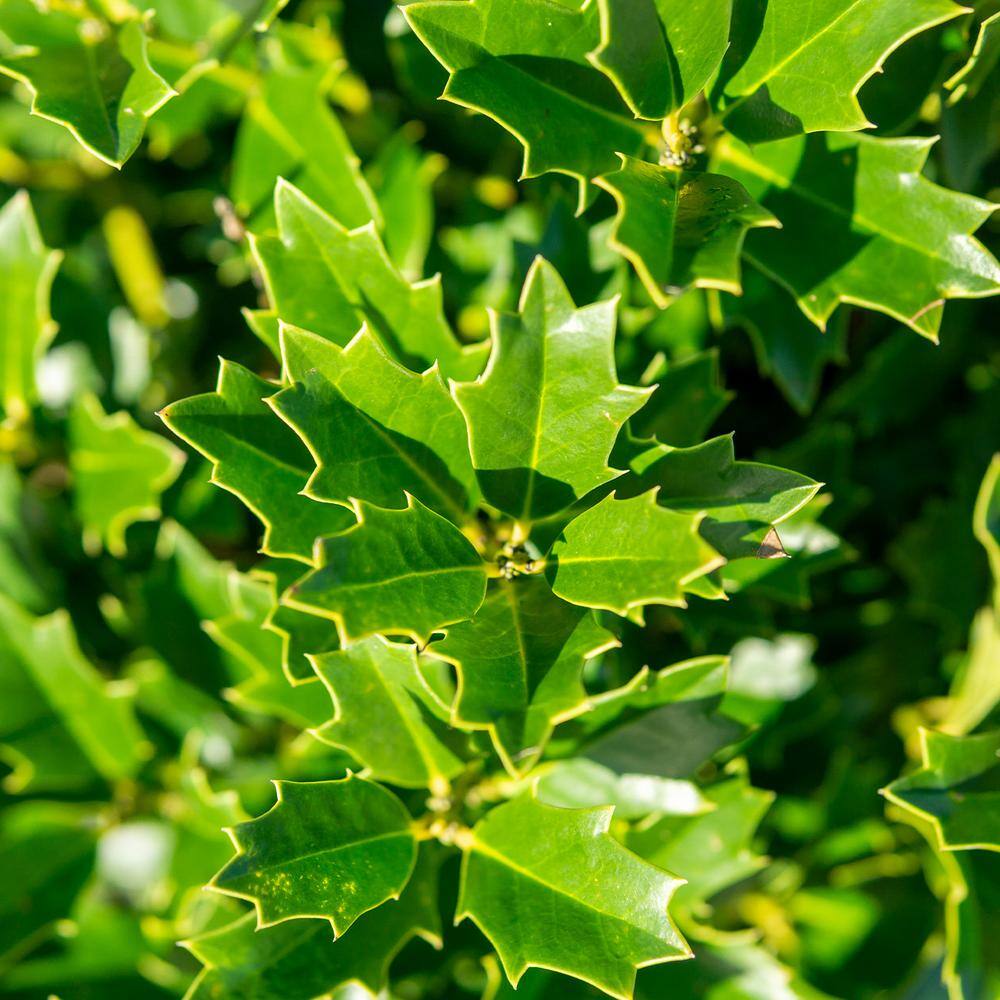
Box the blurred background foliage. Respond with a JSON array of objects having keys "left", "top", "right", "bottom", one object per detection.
[{"left": 0, "top": 1, "right": 998, "bottom": 998}]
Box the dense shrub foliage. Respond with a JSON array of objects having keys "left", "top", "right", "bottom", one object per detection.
[{"left": 0, "top": 2, "right": 998, "bottom": 999}]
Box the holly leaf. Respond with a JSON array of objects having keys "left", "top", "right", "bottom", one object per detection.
[
  {"left": 283, "top": 495, "right": 487, "bottom": 644},
  {"left": 714, "top": 132, "right": 1000, "bottom": 340},
  {"left": 266, "top": 596, "right": 340, "bottom": 685},
  {"left": 186, "top": 845, "right": 442, "bottom": 1000},
  {"left": 0, "top": 595, "right": 148, "bottom": 793},
  {"left": 712, "top": 0, "right": 962, "bottom": 143},
  {"left": 454, "top": 258, "right": 651, "bottom": 521},
  {"left": 720, "top": 262, "right": 847, "bottom": 415},
  {"left": 0, "top": 2, "right": 174, "bottom": 167},
  {"left": 425, "top": 576, "right": 618, "bottom": 775},
  {"left": 535, "top": 758, "right": 713, "bottom": 820},
  {"left": 946, "top": 11, "right": 1000, "bottom": 103},
  {"left": 269, "top": 324, "right": 478, "bottom": 524},
  {"left": 554, "top": 656, "right": 745, "bottom": 779},
  {"left": 230, "top": 66, "right": 381, "bottom": 228},
  {"left": 619, "top": 434, "right": 821, "bottom": 559},
  {"left": 546, "top": 490, "right": 723, "bottom": 615},
  {"left": 882, "top": 729, "right": 1000, "bottom": 851},
  {"left": 250, "top": 179, "right": 486, "bottom": 380},
  {"left": 589, "top": 0, "right": 733, "bottom": 120},
  {"left": 211, "top": 776, "right": 417, "bottom": 932},
  {"left": 595, "top": 157, "right": 777, "bottom": 307},
  {"left": 160, "top": 360, "right": 354, "bottom": 563},
  {"left": 311, "top": 636, "right": 471, "bottom": 792},
  {"left": 626, "top": 772, "right": 773, "bottom": 907},
  {"left": 404, "top": 0, "right": 647, "bottom": 204},
  {"left": 69, "top": 394, "right": 184, "bottom": 557},
  {"left": 0, "top": 191, "right": 61, "bottom": 426},
  {"left": 457, "top": 791, "right": 690, "bottom": 999}
]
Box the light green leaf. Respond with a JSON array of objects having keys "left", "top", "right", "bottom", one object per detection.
[
  {"left": 883, "top": 729, "right": 1000, "bottom": 851},
  {"left": 266, "top": 595, "right": 340, "bottom": 685},
  {"left": 946, "top": 11, "right": 1000, "bottom": 103},
  {"left": 0, "top": 191, "right": 61, "bottom": 426},
  {"left": 589, "top": 0, "right": 732, "bottom": 120},
  {"left": 69, "top": 394, "right": 184, "bottom": 557},
  {"left": 619, "top": 434, "right": 821, "bottom": 559},
  {"left": 187, "top": 845, "right": 442, "bottom": 1000},
  {"left": 426, "top": 576, "right": 618, "bottom": 775},
  {"left": 270, "top": 324, "right": 478, "bottom": 524},
  {"left": 547, "top": 490, "right": 723, "bottom": 615},
  {"left": 0, "top": 3, "right": 174, "bottom": 167},
  {"left": 457, "top": 792, "right": 690, "bottom": 999},
  {"left": 0, "top": 594, "right": 148, "bottom": 793},
  {"left": 714, "top": 132, "right": 1000, "bottom": 339},
  {"left": 535, "top": 758, "right": 713, "bottom": 820},
  {"left": 627, "top": 772, "right": 773, "bottom": 907},
  {"left": 312, "top": 636, "right": 471, "bottom": 792},
  {"left": 283, "top": 495, "right": 488, "bottom": 644},
  {"left": 160, "top": 360, "right": 354, "bottom": 563},
  {"left": 251, "top": 179, "right": 486, "bottom": 380},
  {"left": 230, "top": 66, "right": 381, "bottom": 228},
  {"left": 713, "top": 0, "right": 962, "bottom": 142},
  {"left": 211, "top": 776, "right": 417, "bottom": 932},
  {"left": 404, "top": 0, "right": 647, "bottom": 203},
  {"left": 975, "top": 453, "right": 1000, "bottom": 603},
  {"left": 596, "top": 157, "right": 777, "bottom": 307},
  {"left": 454, "top": 258, "right": 650, "bottom": 521}
]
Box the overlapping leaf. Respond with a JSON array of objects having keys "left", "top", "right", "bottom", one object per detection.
[
  {"left": 160, "top": 360, "right": 354, "bottom": 563},
  {"left": 457, "top": 792, "right": 690, "bottom": 999},
  {"left": 454, "top": 257, "right": 650, "bottom": 521},
  {"left": 0, "top": 1, "right": 175, "bottom": 166},
  {"left": 283, "top": 496, "right": 487, "bottom": 643},
  {"left": 714, "top": 132, "right": 1000, "bottom": 339},
  {"left": 596, "top": 157, "right": 777, "bottom": 307}
]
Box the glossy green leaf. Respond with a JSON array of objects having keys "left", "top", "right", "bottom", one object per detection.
[
  {"left": 883, "top": 729, "right": 1000, "bottom": 851},
  {"left": 312, "top": 636, "right": 470, "bottom": 791},
  {"left": 426, "top": 576, "right": 617, "bottom": 774},
  {"left": 454, "top": 258, "right": 650, "bottom": 521},
  {"left": 211, "top": 776, "right": 417, "bottom": 932},
  {"left": 0, "top": 594, "right": 148, "bottom": 792},
  {"left": 457, "top": 792, "right": 690, "bottom": 998},
  {"left": 556, "top": 656, "right": 744, "bottom": 779},
  {"left": 69, "top": 394, "right": 184, "bottom": 557},
  {"left": 230, "top": 66, "right": 381, "bottom": 227},
  {"left": 596, "top": 157, "right": 777, "bottom": 307},
  {"left": 283, "top": 495, "right": 487, "bottom": 644},
  {"left": 187, "top": 845, "right": 442, "bottom": 1000},
  {"left": 714, "top": 132, "right": 1000, "bottom": 339},
  {"left": 0, "top": 191, "right": 61, "bottom": 426},
  {"left": 713, "top": 0, "right": 962, "bottom": 143},
  {"left": 589, "top": 0, "right": 732, "bottom": 120},
  {"left": 404, "top": 0, "right": 647, "bottom": 202},
  {"left": 0, "top": 3, "right": 174, "bottom": 166},
  {"left": 619, "top": 434, "right": 821, "bottom": 559},
  {"left": 251, "top": 179, "right": 486, "bottom": 380},
  {"left": 270, "top": 324, "right": 478, "bottom": 523},
  {"left": 160, "top": 360, "right": 354, "bottom": 563},
  {"left": 266, "top": 596, "right": 340, "bottom": 685},
  {"left": 547, "top": 489, "right": 723, "bottom": 615}
]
